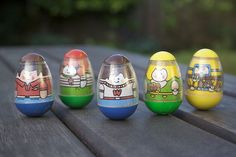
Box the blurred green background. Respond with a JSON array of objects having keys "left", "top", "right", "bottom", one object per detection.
[{"left": 1, "top": 0, "right": 236, "bottom": 74}]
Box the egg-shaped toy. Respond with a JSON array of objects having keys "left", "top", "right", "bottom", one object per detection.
[
  {"left": 97, "top": 54, "right": 139, "bottom": 120},
  {"left": 15, "top": 53, "right": 54, "bottom": 117},
  {"left": 144, "top": 51, "right": 183, "bottom": 115},
  {"left": 59, "top": 49, "right": 94, "bottom": 108},
  {"left": 185, "top": 49, "right": 223, "bottom": 110}
]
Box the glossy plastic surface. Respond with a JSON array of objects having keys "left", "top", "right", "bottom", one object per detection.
[
  {"left": 15, "top": 53, "right": 53, "bottom": 116},
  {"left": 97, "top": 54, "right": 138, "bottom": 120}
]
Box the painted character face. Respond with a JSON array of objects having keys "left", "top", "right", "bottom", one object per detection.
[
  {"left": 198, "top": 65, "right": 209, "bottom": 77},
  {"left": 63, "top": 65, "right": 77, "bottom": 76},
  {"left": 152, "top": 68, "right": 168, "bottom": 82},
  {"left": 19, "top": 69, "right": 38, "bottom": 83},
  {"left": 109, "top": 73, "right": 126, "bottom": 85}
]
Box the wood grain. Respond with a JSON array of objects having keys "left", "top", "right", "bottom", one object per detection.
[
  {"left": 2, "top": 45, "right": 236, "bottom": 157},
  {"left": 33, "top": 45, "right": 236, "bottom": 157},
  {"left": 0, "top": 47, "right": 95, "bottom": 157}
]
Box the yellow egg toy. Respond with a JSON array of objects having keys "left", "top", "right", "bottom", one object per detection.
[
  {"left": 185, "top": 49, "right": 224, "bottom": 110},
  {"left": 144, "top": 51, "right": 183, "bottom": 115}
]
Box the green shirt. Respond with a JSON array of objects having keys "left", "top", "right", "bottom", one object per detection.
[{"left": 145, "top": 77, "right": 182, "bottom": 102}]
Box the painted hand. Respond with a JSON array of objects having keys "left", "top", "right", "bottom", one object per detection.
[
  {"left": 40, "top": 90, "right": 47, "bottom": 99},
  {"left": 80, "top": 80, "right": 86, "bottom": 88}
]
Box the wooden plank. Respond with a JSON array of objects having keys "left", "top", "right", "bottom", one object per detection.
[
  {"left": 87, "top": 46, "right": 236, "bottom": 144},
  {"left": 29, "top": 46, "right": 236, "bottom": 157},
  {"left": 92, "top": 46, "right": 236, "bottom": 144},
  {"left": 53, "top": 99, "right": 236, "bottom": 157},
  {"left": 40, "top": 47, "right": 122, "bottom": 157},
  {"left": 41, "top": 45, "right": 236, "bottom": 145},
  {"left": 0, "top": 46, "right": 121, "bottom": 157},
  {"left": 0, "top": 48, "right": 95, "bottom": 157},
  {"left": 134, "top": 64, "right": 236, "bottom": 144},
  {"left": 119, "top": 50, "right": 236, "bottom": 144}
]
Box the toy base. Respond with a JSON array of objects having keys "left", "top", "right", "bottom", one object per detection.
[
  {"left": 185, "top": 90, "right": 222, "bottom": 110},
  {"left": 59, "top": 95, "right": 93, "bottom": 109},
  {"left": 145, "top": 101, "right": 182, "bottom": 115},
  {"left": 99, "top": 105, "right": 138, "bottom": 120},
  {"left": 186, "top": 94, "right": 222, "bottom": 110},
  {"left": 15, "top": 101, "right": 53, "bottom": 117}
]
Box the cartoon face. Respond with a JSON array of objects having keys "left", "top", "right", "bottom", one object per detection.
[
  {"left": 193, "top": 64, "right": 210, "bottom": 77},
  {"left": 199, "top": 66, "right": 209, "bottom": 77},
  {"left": 151, "top": 68, "right": 168, "bottom": 82},
  {"left": 64, "top": 59, "right": 89, "bottom": 76},
  {"left": 108, "top": 73, "right": 126, "bottom": 85},
  {"left": 18, "top": 69, "right": 38, "bottom": 83},
  {"left": 63, "top": 65, "right": 77, "bottom": 76}
]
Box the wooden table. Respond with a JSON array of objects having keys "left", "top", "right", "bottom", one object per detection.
[{"left": 0, "top": 45, "right": 236, "bottom": 157}]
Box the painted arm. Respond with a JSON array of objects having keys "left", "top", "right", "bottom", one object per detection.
[
  {"left": 80, "top": 75, "right": 87, "bottom": 88},
  {"left": 132, "top": 82, "right": 137, "bottom": 97},
  {"left": 99, "top": 84, "right": 104, "bottom": 99},
  {"left": 40, "top": 79, "right": 48, "bottom": 99}
]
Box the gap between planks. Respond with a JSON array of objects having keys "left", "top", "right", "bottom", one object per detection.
[
  {"left": 2, "top": 46, "right": 236, "bottom": 156},
  {"left": 43, "top": 51, "right": 236, "bottom": 145},
  {"left": 0, "top": 53, "right": 99, "bottom": 157},
  {"left": 133, "top": 64, "right": 236, "bottom": 145}
]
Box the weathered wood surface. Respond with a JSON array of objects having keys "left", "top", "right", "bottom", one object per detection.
[
  {"left": 43, "top": 45, "right": 236, "bottom": 144},
  {"left": 0, "top": 48, "right": 95, "bottom": 157},
  {"left": 134, "top": 65, "right": 236, "bottom": 144},
  {"left": 75, "top": 46, "right": 236, "bottom": 144},
  {"left": 1, "top": 45, "right": 236, "bottom": 157},
  {"left": 45, "top": 46, "right": 236, "bottom": 156},
  {"left": 118, "top": 50, "right": 236, "bottom": 144}
]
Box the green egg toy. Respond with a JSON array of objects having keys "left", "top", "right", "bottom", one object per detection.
[{"left": 59, "top": 49, "right": 94, "bottom": 108}]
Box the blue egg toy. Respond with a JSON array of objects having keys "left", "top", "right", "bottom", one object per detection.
[
  {"left": 15, "top": 53, "right": 54, "bottom": 117},
  {"left": 97, "top": 54, "right": 139, "bottom": 120}
]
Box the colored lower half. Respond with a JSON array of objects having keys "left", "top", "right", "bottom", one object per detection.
[
  {"left": 98, "top": 105, "right": 138, "bottom": 120},
  {"left": 15, "top": 101, "right": 53, "bottom": 117},
  {"left": 60, "top": 86, "right": 93, "bottom": 95},
  {"left": 144, "top": 100, "right": 182, "bottom": 115},
  {"left": 185, "top": 90, "right": 222, "bottom": 110},
  {"left": 59, "top": 95, "right": 93, "bottom": 109},
  {"left": 98, "top": 98, "right": 138, "bottom": 120}
]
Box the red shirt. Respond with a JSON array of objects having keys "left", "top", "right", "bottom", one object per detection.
[{"left": 16, "top": 78, "right": 52, "bottom": 97}]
